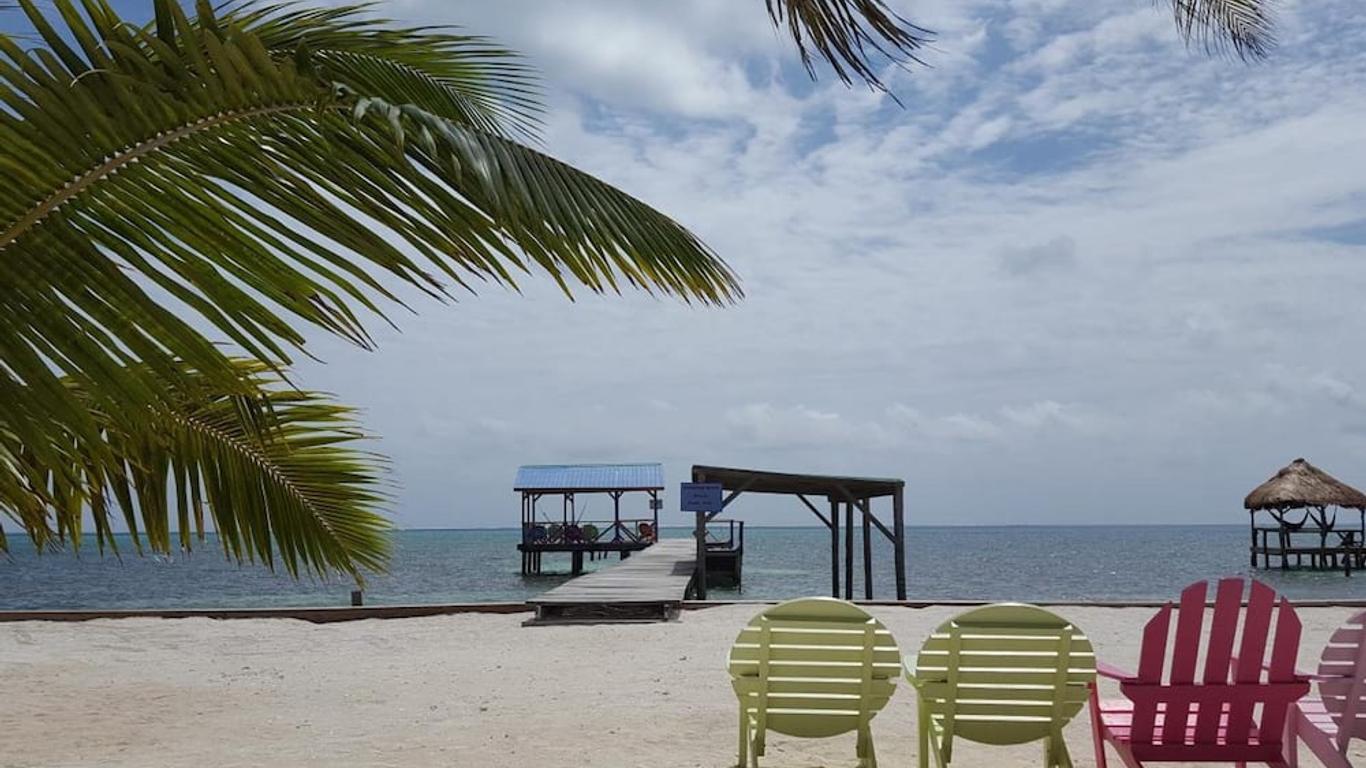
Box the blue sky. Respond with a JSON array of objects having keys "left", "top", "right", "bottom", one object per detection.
[{"left": 8, "top": 1, "right": 1366, "bottom": 529}]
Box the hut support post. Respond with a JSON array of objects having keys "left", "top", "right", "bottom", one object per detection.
[
  {"left": 862, "top": 499, "right": 873, "bottom": 600},
  {"left": 830, "top": 498, "right": 840, "bottom": 598},
  {"left": 844, "top": 502, "right": 854, "bottom": 601},
  {"left": 893, "top": 488, "right": 907, "bottom": 600}
]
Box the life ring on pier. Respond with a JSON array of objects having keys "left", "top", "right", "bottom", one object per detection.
[
  {"left": 547, "top": 523, "right": 564, "bottom": 543},
  {"left": 564, "top": 524, "right": 583, "bottom": 543},
  {"left": 528, "top": 525, "right": 547, "bottom": 542},
  {"left": 638, "top": 522, "right": 655, "bottom": 541},
  {"left": 581, "top": 523, "right": 599, "bottom": 542}
]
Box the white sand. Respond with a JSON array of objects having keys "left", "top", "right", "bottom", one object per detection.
[{"left": 2, "top": 604, "right": 1363, "bottom": 767}]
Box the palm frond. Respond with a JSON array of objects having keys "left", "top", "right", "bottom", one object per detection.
[
  {"left": 1169, "top": 0, "right": 1276, "bottom": 61},
  {"left": 221, "top": 1, "right": 545, "bottom": 142},
  {"left": 0, "top": 0, "right": 739, "bottom": 576},
  {"left": 765, "top": 0, "right": 933, "bottom": 97},
  {"left": 3, "top": 360, "right": 391, "bottom": 582}
]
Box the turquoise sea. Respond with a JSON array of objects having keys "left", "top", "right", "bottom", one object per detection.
[{"left": 1, "top": 525, "right": 1362, "bottom": 610}]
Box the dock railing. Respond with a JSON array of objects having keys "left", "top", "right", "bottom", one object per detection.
[
  {"left": 1252, "top": 525, "right": 1365, "bottom": 574},
  {"left": 522, "top": 518, "right": 658, "bottom": 547},
  {"left": 704, "top": 518, "right": 744, "bottom": 552}
]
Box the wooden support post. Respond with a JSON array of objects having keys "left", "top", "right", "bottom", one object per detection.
[
  {"left": 351, "top": 589, "right": 363, "bottom": 606},
  {"left": 893, "top": 487, "right": 907, "bottom": 601},
  {"left": 830, "top": 498, "right": 840, "bottom": 598},
  {"left": 694, "top": 509, "right": 708, "bottom": 600},
  {"left": 844, "top": 502, "right": 854, "bottom": 601},
  {"left": 613, "top": 491, "right": 622, "bottom": 540},
  {"left": 571, "top": 550, "right": 584, "bottom": 575},
  {"left": 862, "top": 500, "right": 873, "bottom": 600},
  {"left": 1249, "top": 516, "right": 1257, "bottom": 568}
]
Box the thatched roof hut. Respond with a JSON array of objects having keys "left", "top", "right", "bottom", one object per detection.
[{"left": 1244, "top": 458, "right": 1366, "bottom": 511}]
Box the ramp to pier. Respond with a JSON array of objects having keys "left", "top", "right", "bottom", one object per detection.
[{"left": 526, "top": 538, "right": 696, "bottom": 624}]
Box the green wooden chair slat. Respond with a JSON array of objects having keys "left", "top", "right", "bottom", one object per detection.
[
  {"left": 917, "top": 681, "right": 1090, "bottom": 702},
  {"left": 907, "top": 603, "right": 1098, "bottom": 767},
  {"left": 914, "top": 667, "right": 1095, "bottom": 686},
  {"left": 731, "top": 657, "right": 902, "bottom": 672},
  {"left": 917, "top": 649, "right": 1096, "bottom": 669},
  {"left": 755, "top": 678, "right": 889, "bottom": 694},
  {"left": 728, "top": 598, "right": 901, "bottom": 767},
  {"left": 731, "top": 644, "right": 903, "bottom": 664}
]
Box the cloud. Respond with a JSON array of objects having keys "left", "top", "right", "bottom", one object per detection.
[
  {"left": 1000, "top": 235, "right": 1077, "bottom": 276},
  {"left": 724, "top": 403, "right": 873, "bottom": 448},
  {"left": 888, "top": 405, "right": 1005, "bottom": 442},
  {"left": 270, "top": 0, "right": 1366, "bottom": 526}
]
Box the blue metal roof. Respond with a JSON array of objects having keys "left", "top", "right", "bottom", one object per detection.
[{"left": 514, "top": 463, "right": 664, "bottom": 491}]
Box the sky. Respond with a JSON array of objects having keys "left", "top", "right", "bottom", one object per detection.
[{"left": 12, "top": 1, "right": 1366, "bottom": 529}]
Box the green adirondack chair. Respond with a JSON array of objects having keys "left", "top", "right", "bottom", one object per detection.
[
  {"left": 906, "top": 604, "right": 1097, "bottom": 768},
  {"left": 727, "top": 598, "right": 901, "bottom": 767}
]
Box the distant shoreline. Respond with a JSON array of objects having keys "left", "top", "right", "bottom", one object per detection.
[{"left": 5, "top": 594, "right": 1366, "bottom": 624}]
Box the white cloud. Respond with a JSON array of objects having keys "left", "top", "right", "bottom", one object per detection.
[
  {"left": 724, "top": 403, "right": 873, "bottom": 448},
  {"left": 285, "top": 0, "right": 1366, "bottom": 525}
]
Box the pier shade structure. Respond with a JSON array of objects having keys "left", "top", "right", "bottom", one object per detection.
[
  {"left": 516, "top": 463, "right": 663, "bottom": 576},
  {"left": 689, "top": 465, "right": 908, "bottom": 600},
  {"left": 1245, "top": 458, "right": 1366, "bottom": 574}
]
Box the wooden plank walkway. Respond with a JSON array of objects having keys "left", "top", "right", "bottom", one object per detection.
[{"left": 525, "top": 538, "right": 697, "bottom": 624}]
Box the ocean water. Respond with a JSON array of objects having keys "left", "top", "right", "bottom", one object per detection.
[{"left": 1, "top": 525, "right": 1362, "bottom": 610}]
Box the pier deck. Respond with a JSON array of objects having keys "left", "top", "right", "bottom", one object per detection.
[{"left": 526, "top": 538, "right": 696, "bottom": 624}]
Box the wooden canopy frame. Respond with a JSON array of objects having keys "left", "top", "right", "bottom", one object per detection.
[{"left": 690, "top": 465, "right": 907, "bottom": 600}]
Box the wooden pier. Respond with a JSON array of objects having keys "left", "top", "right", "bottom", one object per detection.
[{"left": 525, "top": 539, "right": 697, "bottom": 624}]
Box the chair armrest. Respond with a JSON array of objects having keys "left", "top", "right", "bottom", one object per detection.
[{"left": 1096, "top": 660, "right": 1136, "bottom": 681}]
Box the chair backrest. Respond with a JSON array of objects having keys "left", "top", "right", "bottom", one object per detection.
[
  {"left": 912, "top": 604, "right": 1096, "bottom": 746},
  {"left": 1317, "top": 609, "right": 1366, "bottom": 745},
  {"left": 1124, "top": 578, "right": 1309, "bottom": 751},
  {"left": 727, "top": 598, "right": 900, "bottom": 738}
]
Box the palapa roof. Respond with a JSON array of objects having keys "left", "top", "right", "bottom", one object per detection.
[{"left": 1244, "top": 458, "right": 1366, "bottom": 511}]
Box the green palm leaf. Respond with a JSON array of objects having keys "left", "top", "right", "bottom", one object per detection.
[
  {"left": 224, "top": 1, "right": 545, "bottom": 141},
  {"left": 5, "top": 360, "right": 391, "bottom": 582},
  {"left": 766, "top": 0, "right": 1276, "bottom": 95},
  {"left": 0, "top": 0, "right": 737, "bottom": 576},
  {"left": 1169, "top": 0, "right": 1276, "bottom": 61},
  {"left": 766, "top": 0, "right": 932, "bottom": 97}
]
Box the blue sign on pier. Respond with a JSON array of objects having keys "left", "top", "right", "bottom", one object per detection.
[{"left": 679, "top": 482, "right": 723, "bottom": 513}]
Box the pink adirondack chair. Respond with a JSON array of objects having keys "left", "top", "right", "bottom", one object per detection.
[
  {"left": 1286, "top": 609, "right": 1365, "bottom": 768},
  {"left": 1089, "top": 578, "right": 1311, "bottom": 767}
]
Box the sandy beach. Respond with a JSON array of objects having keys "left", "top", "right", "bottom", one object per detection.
[{"left": 1, "top": 604, "right": 1362, "bottom": 768}]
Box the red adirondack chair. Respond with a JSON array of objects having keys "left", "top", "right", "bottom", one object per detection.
[{"left": 1089, "top": 578, "right": 1311, "bottom": 767}]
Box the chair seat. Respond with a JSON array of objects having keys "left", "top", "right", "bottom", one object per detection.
[
  {"left": 1097, "top": 699, "right": 1273, "bottom": 746},
  {"left": 1295, "top": 698, "right": 1341, "bottom": 738}
]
